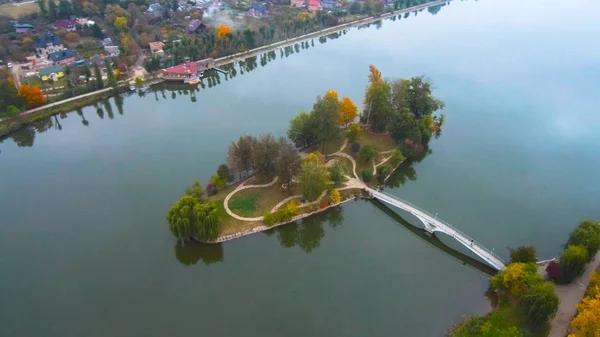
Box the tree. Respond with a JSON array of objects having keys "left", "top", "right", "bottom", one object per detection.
[
  {"left": 313, "top": 90, "right": 342, "bottom": 152},
  {"left": 328, "top": 162, "right": 345, "bottom": 187},
  {"left": 217, "top": 164, "right": 232, "bottom": 183},
  {"left": 350, "top": 141, "right": 360, "bottom": 153},
  {"left": 276, "top": 137, "right": 301, "bottom": 189},
  {"left": 389, "top": 150, "right": 405, "bottom": 166},
  {"left": 339, "top": 96, "right": 358, "bottom": 126},
  {"left": 560, "top": 245, "right": 588, "bottom": 283},
  {"left": 570, "top": 291, "right": 600, "bottom": 336},
  {"left": 114, "top": 16, "right": 128, "bottom": 31},
  {"left": 298, "top": 153, "right": 330, "bottom": 201},
  {"left": 361, "top": 170, "right": 373, "bottom": 182},
  {"left": 406, "top": 76, "right": 444, "bottom": 119},
  {"left": 58, "top": 0, "right": 72, "bottom": 18},
  {"left": 211, "top": 175, "right": 226, "bottom": 189},
  {"left": 185, "top": 181, "right": 204, "bottom": 200},
  {"left": 18, "top": 85, "right": 46, "bottom": 108},
  {"left": 91, "top": 23, "right": 104, "bottom": 39},
  {"left": 518, "top": 282, "right": 559, "bottom": 326},
  {"left": 134, "top": 76, "right": 143, "bottom": 87},
  {"left": 228, "top": 135, "right": 255, "bottom": 178},
  {"left": 364, "top": 78, "right": 392, "bottom": 132},
  {"left": 93, "top": 63, "right": 104, "bottom": 89},
  {"left": 105, "top": 58, "right": 117, "bottom": 88},
  {"left": 330, "top": 189, "right": 341, "bottom": 204},
  {"left": 490, "top": 263, "right": 543, "bottom": 296},
  {"left": 252, "top": 134, "right": 280, "bottom": 182},
  {"left": 288, "top": 112, "right": 318, "bottom": 148},
  {"left": 565, "top": 219, "right": 600, "bottom": 260},
  {"left": 47, "top": 0, "right": 57, "bottom": 21},
  {"left": 37, "top": 0, "right": 47, "bottom": 16},
  {"left": 345, "top": 123, "right": 360, "bottom": 142},
  {"left": 390, "top": 107, "right": 421, "bottom": 144},
  {"left": 286, "top": 200, "right": 299, "bottom": 216},
  {"left": 359, "top": 144, "right": 376, "bottom": 162},
  {"left": 216, "top": 25, "right": 231, "bottom": 39},
  {"left": 0, "top": 79, "right": 22, "bottom": 113},
  {"left": 194, "top": 202, "right": 220, "bottom": 242},
  {"left": 166, "top": 195, "right": 197, "bottom": 243},
  {"left": 510, "top": 246, "right": 537, "bottom": 264}
]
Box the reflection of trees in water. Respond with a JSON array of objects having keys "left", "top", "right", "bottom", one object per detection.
[
  {"left": 174, "top": 242, "right": 224, "bottom": 266},
  {"left": 267, "top": 206, "right": 345, "bottom": 253},
  {"left": 9, "top": 126, "right": 36, "bottom": 147},
  {"left": 102, "top": 100, "right": 114, "bottom": 120},
  {"left": 384, "top": 149, "right": 430, "bottom": 188}
]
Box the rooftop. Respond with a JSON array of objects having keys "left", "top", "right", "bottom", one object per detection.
[
  {"left": 48, "top": 48, "right": 77, "bottom": 62},
  {"left": 37, "top": 32, "right": 63, "bottom": 48},
  {"left": 186, "top": 19, "right": 205, "bottom": 32},
  {"left": 161, "top": 62, "right": 198, "bottom": 75},
  {"left": 55, "top": 19, "right": 76, "bottom": 30},
  {"left": 38, "top": 65, "right": 63, "bottom": 76},
  {"left": 15, "top": 23, "right": 35, "bottom": 29}
]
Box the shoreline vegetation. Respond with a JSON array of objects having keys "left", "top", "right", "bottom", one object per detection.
[
  {"left": 166, "top": 65, "right": 444, "bottom": 245},
  {"left": 0, "top": 0, "right": 447, "bottom": 139},
  {"left": 448, "top": 219, "right": 600, "bottom": 337}
]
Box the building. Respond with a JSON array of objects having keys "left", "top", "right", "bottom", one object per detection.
[
  {"left": 185, "top": 19, "right": 207, "bottom": 34},
  {"left": 290, "top": 0, "right": 305, "bottom": 7},
  {"left": 84, "top": 54, "right": 107, "bottom": 68},
  {"left": 196, "top": 58, "right": 215, "bottom": 71},
  {"left": 14, "top": 23, "right": 35, "bottom": 34},
  {"left": 38, "top": 65, "right": 64, "bottom": 81},
  {"left": 36, "top": 32, "right": 64, "bottom": 59},
  {"left": 149, "top": 41, "right": 165, "bottom": 56},
  {"left": 308, "top": 0, "right": 320, "bottom": 12},
  {"left": 160, "top": 62, "right": 199, "bottom": 81},
  {"left": 248, "top": 2, "right": 268, "bottom": 17},
  {"left": 147, "top": 3, "right": 165, "bottom": 19},
  {"left": 55, "top": 19, "right": 77, "bottom": 32},
  {"left": 321, "top": 0, "right": 337, "bottom": 9},
  {"left": 48, "top": 48, "right": 77, "bottom": 65},
  {"left": 104, "top": 45, "right": 120, "bottom": 57}
]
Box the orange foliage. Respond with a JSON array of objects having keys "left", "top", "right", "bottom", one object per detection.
[
  {"left": 18, "top": 85, "right": 46, "bottom": 108},
  {"left": 338, "top": 96, "right": 357, "bottom": 126},
  {"left": 7, "top": 77, "right": 14, "bottom": 86},
  {"left": 368, "top": 64, "right": 382, "bottom": 84},
  {"left": 216, "top": 24, "right": 231, "bottom": 39},
  {"left": 325, "top": 89, "right": 338, "bottom": 99}
]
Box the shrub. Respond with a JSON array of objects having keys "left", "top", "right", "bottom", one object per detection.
[
  {"left": 565, "top": 219, "right": 600, "bottom": 260},
  {"left": 286, "top": 200, "right": 299, "bottom": 216},
  {"left": 560, "top": 245, "right": 588, "bottom": 283},
  {"left": 217, "top": 164, "right": 232, "bottom": 182},
  {"left": 545, "top": 260, "right": 563, "bottom": 283},
  {"left": 263, "top": 211, "right": 275, "bottom": 227},
  {"left": 359, "top": 144, "right": 376, "bottom": 162},
  {"left": 361, "top": 170, "right": 373, "bottom": 182},
  {"left": 510, "top": 246, "right": 537, "bottom": 264},
  {"left": 211, "top": 175, "right": 226, "bottom": 189},
  {"left": 206, "top": 183, "right": 218, "bottom": 196},
  {"left": 320, "top": 201, "right": 329, "bottom": 208},
  {"left": 346, "top": 123, "right": 360, "bottom": 142},
  {"left": 389, "top": 149, "right": 405, "bottom": 166},
  {"left": 490, "top": 263, "right": 543, "bottom": 296},
  {"left": 328, "top": 162, "right": 345, "bottom": 187},
  {"left": 330, "top": 189, "right": 341, "bottom": 204},
  {"left": 350, "top": 141, "right": 360, "bottom": 153}
]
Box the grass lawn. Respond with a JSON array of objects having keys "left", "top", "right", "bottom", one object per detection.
[
  {"left": 229, "top": 194, "right": 258, "bottom": 216},
  {"left": 356, "top": 129, "right": 397, "bottom": 152},
  {"left": 229, "top": 182, "right": 296, "bottom": 217},
  {"left": 0, "top": 2, "right": 39, "bottom": 18}
]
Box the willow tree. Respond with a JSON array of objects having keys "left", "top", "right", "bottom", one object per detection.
[
  {"left": 194, "top": 203, "right": 220, "bottom": 242},
  {"left": 166, "top": 195, "right": 197, "bottom": 243}
]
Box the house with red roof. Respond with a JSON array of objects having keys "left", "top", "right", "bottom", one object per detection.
[
  {"left": 160, "top": 62, "right": 199, "bottom": 82},
  {"left": 55, "top": 19, "right": 77, "bottom": 32},
  {"left": 291, "top": 0, "right": 305, "bottom": 7},
  {"left": 308, "top": 0, "right": 320, "bottom": 12}
]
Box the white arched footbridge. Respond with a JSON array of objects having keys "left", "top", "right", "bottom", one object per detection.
[{"left": 368, "top": 188, "right": 506, "bottom": 271}]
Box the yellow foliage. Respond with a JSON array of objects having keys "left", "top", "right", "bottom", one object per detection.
[
  {"left": 490, "top": 263, "right": 540, "bottom": 296},
  {"left": 339, "top": 96, "right": 358, "bottom": 126},
  {"left": 22, "top": 37, "right": 33, "bottom": 44},
  {"left": 569, "top": 293, "right": 600, "bottom": 336},
  {"left": 286, "top": 200, "right": 299, "bottom": 216},
  {"left": 115, "top": 16, "right": 128, "bottom": 30},
  {"left": 18, "top": 85, "right": 46, "bottom": 108},
  {"left": 304, "top": 151, "right": 325, "bottom": 164},
  {"left": 325, "top": 89, "right": 338, "bottom": 100},
  {"left": 368, "top": 64, "right": 382, "bottom": 84},
  {"left": 216, "top": 24, "right": 231, "bottom": 39},
  {"left": 330, "top": 189, "right": 341, "bottom": 204}
]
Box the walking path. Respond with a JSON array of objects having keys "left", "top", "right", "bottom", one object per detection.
[{"left": 548, "top": 252, "right": 600, "bottom": 337}]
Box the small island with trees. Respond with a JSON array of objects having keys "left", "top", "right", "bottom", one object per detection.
[{"left": 166, "top": 65, "right": 445, "bottom": 244}]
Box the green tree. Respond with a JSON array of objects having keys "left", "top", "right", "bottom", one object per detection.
[
  {"left": 359, "top": 144, "right": 376, "bottom": 162},
  {"left": 565, "top": 219, "right": 600, "bottom": 260},
  {"left": 288, "top": 112, "right": 318, "bottom": 148},
  {"left": 0, "top": 80, "right": 22, "bottom": 113},
  {"left": 350, "top": 141, "right": 360, "bottom": 153},
  {"left": 166, "top": 195, "right": 197, "bottom": 243},
  {"left": 389, "top": 149, "right": 405, "bottom": 166},
  {"left": 93, "top": 63, "right": 104, "bottom": 89},
  {"left": 82, "top": 64, "right": 92, "bottom": 90},
  {"left": 361, "top": 170, "right": 373, "bottom": 182},
  {"left": 105, "top": 58, "right": 117, "bottom": 88},
  {"left": 560, "top": 245, "right": 588, "bottom": 283},
  {"left": 217, "top": 164, "right": 232, "bottom": 183},
  {"left": 36, "top": 0, "right": 47, "bottom": 16},
  {"left": 518, "top": 282, "right": 559, "bottom": 326},
  {"left": 47, "top": 0, "right": 57, "bottom": 21},
  {"left": 406, "top": 76, "right": 445, "bottom": 119},
  {"left": 328, "top": 162, "right": 345, "bottom": 187},
  {"left": 509, "top": 246, "right": 537, "bottom": 264},
  {"left": 185, "top": 180, "right": 204, "bottom": 200},
  {"left": 194, "top": 202, "right": 220, "bottom": 242},
  {"left": 58, "top": 0, "right": 72, "bottom": 18},
  {"left": 345, "top": 123, "right": 360, "bottom": 142},
  {"left": 313, "top": 90, "right": 341, "bottom": 153},
  {"left": 276, "top": 137, "right": 301, "bottom": 189},
  {"left": 91, "top": 23, "right": 104, "bottom": 39},
  {"left": 298, "top": 155, "right": 330, "bottom": 201},
  {"left": 390, "top": 107, "right": 420, "bottom": 144},
  {"left": 210, "top": 174, "right": 226, "bottom": 189},
  {"left": 490, "top": 263, "right": 543, "bottom": 296}
]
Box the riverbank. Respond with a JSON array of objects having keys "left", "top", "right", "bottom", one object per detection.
[{"left": 0, "top": 0, "right": 446, "bottom": 139}]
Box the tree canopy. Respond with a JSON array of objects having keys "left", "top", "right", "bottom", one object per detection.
[{"left": 298, "top": 152, "right": 330, "bottom": 201}]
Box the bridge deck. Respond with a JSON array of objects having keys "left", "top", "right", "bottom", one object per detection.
[{"left": 368, "top": 189, "right": 506, "bottom": 270}]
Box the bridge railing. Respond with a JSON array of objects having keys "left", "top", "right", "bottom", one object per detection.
[{"left": 371, "top": 190, "right": 505, "bottom": 266}]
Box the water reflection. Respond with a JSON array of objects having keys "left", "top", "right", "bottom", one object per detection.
[
  {"left": 0, "top": 2, "right": 452, "bottom": 150},
  {"left": 174, "top": 242, "right": 224, "bottom": 266},
  {"left": 383, "top": 148, "right": 429, "bottom": 188},
  {"left": 266, "top": 205, "right": 345, "bottom": 253}
]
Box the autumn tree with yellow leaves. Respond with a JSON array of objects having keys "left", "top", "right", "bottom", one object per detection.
[
  {"left": 569, "top": 271, "right": 600, "bottom": 336},
  {"left": 216, "top": 25, "right": 231, "bottom": 39},
  {"left": 18, "top": 85, "right": 46, "bottom": 109},
  {"left": 339, "top": 96, "right": 357, "bottom": 127}
]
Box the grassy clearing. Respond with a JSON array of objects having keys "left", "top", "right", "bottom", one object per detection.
[
  {"left": 231, "top": 182, "right": 295, "bottom": 217},
  {"left": 357, "top": 129, "right": 397, "bottom": 152},
  {"left": 0, "top": 2, "right": 39, "bottom": 18},
  {"left": 229, "top": 194, "right": 258, "bottom": 216}
]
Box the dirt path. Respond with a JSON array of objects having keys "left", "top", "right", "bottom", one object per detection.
[{"left": 548, "top": 252, "right": 600, "bottom": 337}]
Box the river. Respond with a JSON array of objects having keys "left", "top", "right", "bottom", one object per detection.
[{"left": 1, "top": 0, "right": 599, "bottom": 336}]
